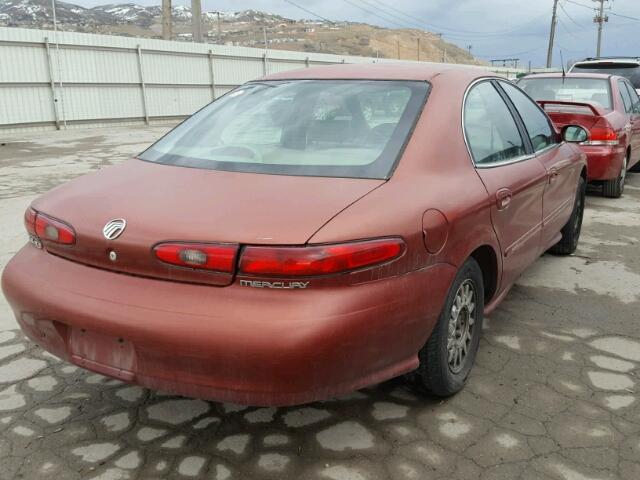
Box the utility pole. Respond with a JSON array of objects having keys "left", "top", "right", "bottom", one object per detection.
[
  {"left": 191, "top": 0, "right": 202, "bottom": 42},
  {"left": 162, "top": 0, "right": 171, "bottom": 40},
  {"left": 417, "top": 37, "right": 420, "bottom": 61},
  {"left": 546, "top": 0, "right": 559, "bottom": 68},
  {"left": 593, "top": 0, "right": 609, "bottom": 57},
  {"left": 467, "top": 45, "right": 472, "bottom": 56}
]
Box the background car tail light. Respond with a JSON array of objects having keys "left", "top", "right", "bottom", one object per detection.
[
  {"left": 239, "top": 238, "right": 405, "bottom": 277},
  {"left": 154, "top": 242, "right": 238, "bottom": 273},
  {"left": 584, "top": 119, "right": 619, "bottom": 146},
  {"left": 25, "top": 207, "right": 76, "bottom": 245}
]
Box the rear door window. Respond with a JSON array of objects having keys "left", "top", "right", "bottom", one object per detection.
[
  {"left": 625, "top": 82, "right": 640, "bottom": 111},
  {"left": 619, "top": 79, "right": 633, "bottom": 113},
  {"left": 498, "top": 81, "right": 556, "bottom": 152},
  {"left": 464, "top": 81, "right": 527, "bottom": 165}
]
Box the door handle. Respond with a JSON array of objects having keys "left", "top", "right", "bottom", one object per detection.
[
  {"left": 496, "top": 188, "right": 512, "bottom": 211},
  {"left": 549, "top": 169, "right": 559, "bottom": 183}
]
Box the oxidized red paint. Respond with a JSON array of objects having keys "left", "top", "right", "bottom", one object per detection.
[{"left": 1, "top": 64, "right": 587, "bottom": 405}]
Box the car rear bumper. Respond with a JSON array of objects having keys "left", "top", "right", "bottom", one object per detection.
[
  {"left": 580, "top": 145, "right": 626, "bottom": 181},
  {"left": 2, "top": 245, "right": 454, "bottom": 406}
]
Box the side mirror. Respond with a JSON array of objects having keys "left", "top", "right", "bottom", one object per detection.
[{"left": 562, "top": 125, "right": 588, "bottom": 143}]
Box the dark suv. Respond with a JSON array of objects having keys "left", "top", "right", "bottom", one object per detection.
[{"left": 570, "top": 57, "right": 640, "bottom": 93}]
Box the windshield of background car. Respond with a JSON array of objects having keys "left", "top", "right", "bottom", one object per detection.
[
  {"left": 518, "top": 77, "right": 613, "bottom": 110},
  {"left": 139, "top": 80, "right": 430, "bottom": 179},
  {"left": 571, "top": 63, "right": 640, "bottom": 89}
]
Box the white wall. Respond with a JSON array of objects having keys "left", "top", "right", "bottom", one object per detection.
[{"left": 0, "top": 27, "right": 525, "bottom": 132}]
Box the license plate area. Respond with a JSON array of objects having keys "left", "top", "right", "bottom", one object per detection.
[{"left": 69, "top": 328, "right": 136, "bottom": 381}]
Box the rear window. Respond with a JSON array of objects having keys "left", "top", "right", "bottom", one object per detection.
[
  {"left": 139, "top": 80, "right": 429, "bottom": 179},
  {"left": 518, "top": 77, "right": 613, "bottom": 110},
  {"left": 571, "top": 63, "right": 640, "bottom": 89}
]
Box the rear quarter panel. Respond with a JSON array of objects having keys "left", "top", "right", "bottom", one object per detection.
[{"left": 310, "top": 71, "right": 502, "bottom": 313}]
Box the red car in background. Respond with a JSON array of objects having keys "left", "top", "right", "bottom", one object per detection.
[
  {"left": 2, "top": 65, "right": 588, "bottom": 406},
  {"left": 519, "top": 73, "right": 640, "bottom": 198}
]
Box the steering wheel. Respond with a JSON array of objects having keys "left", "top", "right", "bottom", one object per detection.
[{"left": 208, "top": 145, "right": 263, "bottom": 163}]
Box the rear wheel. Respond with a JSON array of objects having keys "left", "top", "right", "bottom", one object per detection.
[
  {"left": 602, "top": 154, "right": 627, "bottom": 198},
  {"left": 413, "top": 258, "right": 484, "bottom": 397},
  {"left": 549, "top": 176, "right": 586, "bottom": 255}
]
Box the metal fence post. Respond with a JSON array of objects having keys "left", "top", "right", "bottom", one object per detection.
[
  {"left": 44, "top": 37, "right": 61, "bottom": 130},
  {"left": 208, "top": 50, "right": 216, "bottom": 100},
  {"left": 136, "top": 45, "right": 149, "bottom": 125},
  {"left": 262, "top": 53, "right": 267, "bottom": 76},
  {"left": 305, "top": 56, "right": 309, "bottom": 68}
]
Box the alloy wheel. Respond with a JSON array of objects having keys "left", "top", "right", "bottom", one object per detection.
[{"left": 447, "top": 279, "right": 477, "bottom": 374}]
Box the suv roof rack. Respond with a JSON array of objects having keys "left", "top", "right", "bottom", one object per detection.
[{"left": 578, "top": 57, "right": 640, "bottom": 62}]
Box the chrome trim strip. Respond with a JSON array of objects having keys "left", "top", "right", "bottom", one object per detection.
[{"left": 474, "top": 154, "right": 536, "bottom": 169}]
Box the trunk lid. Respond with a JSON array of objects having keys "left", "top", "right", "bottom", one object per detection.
[
  {"left": 537, "top": 100, "right": 607, "bottom": 131},
  {"left": 33, "top": 159, "right": 384, "bottom": 285}
]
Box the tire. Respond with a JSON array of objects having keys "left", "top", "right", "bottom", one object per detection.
[
  {"left": 413, "top": 258, "right": 484, "bottom": 397},
  {"left": 549, "top": 176, "right": 586, "bottom": 256},
  {"left": 602, "top": 153, "right": 627, "bottom": 198}
]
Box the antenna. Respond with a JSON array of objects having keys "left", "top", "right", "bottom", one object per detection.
[{"left": 559, "top": 48, "right": 566, "bottom": 83}]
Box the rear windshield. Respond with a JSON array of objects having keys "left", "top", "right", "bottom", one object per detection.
[
  {"left": 517, "top": 77, "right": 612, "bottom": 110},
  {"left": 139, "top": 80, "right": 430, "bottom": 179},
  {"left": 572, "top": 63, "right": 640, "bottom": 88}
]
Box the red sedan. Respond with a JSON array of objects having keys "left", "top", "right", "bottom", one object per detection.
[
  {"left": 2, "top": 65, "right": 587, "bottom": 406},
  {"left": 519, "top": 73, "right": 640, "bottom": 198}
]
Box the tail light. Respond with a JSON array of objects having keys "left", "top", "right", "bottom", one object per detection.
[
  {"left": 154, "top": 242, "right": 238, "bottom": 273},
  {"left": 25, "top": 207, "right": 76, "bottom": 245},
  {"left": 24, "top": 207, "right": 37, "bottom": 236},
  {"left": 239, "top": 238, "right": 405, "bottom": 277},
  {"left": 584, "top": 119, "right": 619, "bottom": 146}
]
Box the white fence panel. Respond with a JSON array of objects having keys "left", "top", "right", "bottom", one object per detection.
[{"left": 0, "top": 26, "right": 527, "bottom": 132}]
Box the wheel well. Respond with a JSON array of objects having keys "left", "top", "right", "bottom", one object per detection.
[
  {"left": 470, "top": 246, "right": 498, "bottom": 304},
  {"left": 580, "top": 166, "right": 587, "bottom": 181}
]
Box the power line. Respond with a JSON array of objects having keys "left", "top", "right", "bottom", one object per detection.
[
  {"left": 608, "top": 11, "right": 640, "bottom": 22},
  {"left": 559, "top": 2, "right": 587, "bottom": 29},
  {"left": 343, "top": 0, "right": 551, "bottom": 39},
  {"left": 354, "top": 0, "right": 427, "bottom": 31},
  {"left": 365, "top": 0, "right": 548, "bottom": 36},
  {"left": 564, "top": 0, "right": 638, "bottom": 20},
  {"left": 282, "top": 0, "right": 336, "bottom": 24}
]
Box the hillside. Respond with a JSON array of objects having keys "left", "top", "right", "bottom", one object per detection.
[{"left": 0, "top": 0, "right": 482, "bottom": 64}]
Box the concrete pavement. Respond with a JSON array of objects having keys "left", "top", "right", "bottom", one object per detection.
[{"left": 1, "top": 126, "right": 639, "bottom": 479}]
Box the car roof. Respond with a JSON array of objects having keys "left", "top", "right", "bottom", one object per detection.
[{"left": 261, "top": 63, "right": 498, "bottom": 83}]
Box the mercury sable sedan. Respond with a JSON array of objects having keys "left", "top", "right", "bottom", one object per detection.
[{"left": 2, "top": 65, "right": 588, "bottom": 406}]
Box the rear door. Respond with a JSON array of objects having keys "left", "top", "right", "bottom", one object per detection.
[
  {"left": 464, "top": 80, "right": 547, "bottom": 290},
  {"left": 497, "top": 80, "right": 578, "bottom": 249},
  {"left": 622, "top": 81, "right": 640, "bottom": 165}
]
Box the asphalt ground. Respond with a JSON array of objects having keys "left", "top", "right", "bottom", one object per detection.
[{"left": 1, "top": 126, "right": 639, "bottom": 480}]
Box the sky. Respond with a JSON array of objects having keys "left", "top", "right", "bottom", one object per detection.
[{"left": 69, "top": 0, "right": 640, "bottom": 68}]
